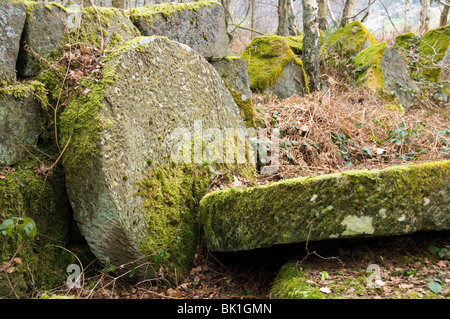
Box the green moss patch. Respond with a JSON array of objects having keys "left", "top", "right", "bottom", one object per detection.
[
  {"left": 418, "top": 25, "right": 450, "bottom": 81},
  {"left": 320, "top": 21, "right": 377, "bottom": 58}
]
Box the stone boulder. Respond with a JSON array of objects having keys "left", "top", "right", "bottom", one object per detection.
[
  {"left": 353, "top": 42, "right": 418, "bottom": 110},
  {"left": 0, "top": 81, "right": 47, "bottom": 167},
  {"left": 199, "top": 161, "right": 449, "bottom": 252},
  {"left": 16, "top": 2, "right": 68, "bottom": 78},
  {"left": 128, "top": 1, "right": 228, "bottom": 60},
  {"left": 47, "top": 36, "right": 255, "bottom": 280},
  {"left": 210, "top": 57, "right": 255, "bottom": 128},
  {"left": 320, "top": 21, "right": 377, "bottom": 58},
  {"left": 417, "top": 25, "right": 450, "bottom": 83},
  {"left": 240, "top": 34, "right": 309, "bottom": 99},
  {"left": 0, "top": 1, "right": 26, "bottom": 82}
]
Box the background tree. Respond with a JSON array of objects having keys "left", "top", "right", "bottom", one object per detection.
[
  {"left": 439, "top": 1, "right": 449, "bottom": 26},
  {"left": 341, "top": 0, "right": 359, "bottom": 27},
  {"left": 419, "top": 0, "right": 431, "bottom": 33},
  {"left": 277, "top": 0, "right": 297, "bottom": 36},
  {"left": 318, "top": 0, "right": 329, "bottom": 30},
  {"left": 302, "top": 0, "right": 321, "bottom": 92}
]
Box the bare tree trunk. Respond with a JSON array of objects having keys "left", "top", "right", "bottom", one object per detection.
[
  {"left": 302, "top": 0, "right": 321, "bottom": 92},
  {"left": 251, "top": 0, "right": 256, "bottom": 38},
  {"left": 112, "top": 0, "right": 124, "bottom": 9},
  {"left": 419, "top": 0, "right": 431, "bottom": 33},
  {"left": 327, "top": 0, "right": 337, "bottom": 24},
  {"left": 341, "top": 0, "right": 359, "bottom": 27},
  {"left": 404, "top": 0, "right": 411, "bottom": 32},
  {"left": 440, "top": 4, "right": 449, "bottom": 26},
  {"left": 277, "top": 0, "right": 297, "bottom": 36},
  {"left": 318, "top": 0, "right": 329, "bottom": 30}
]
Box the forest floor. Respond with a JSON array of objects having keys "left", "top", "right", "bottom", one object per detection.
[{"left": 41, "top": 65, "right": 449, "bottom": 300}]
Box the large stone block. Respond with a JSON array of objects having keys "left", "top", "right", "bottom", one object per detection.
[
  {"left": 129, "top": 1, "right": 229, "bottom": 60},
  {"left": 199, "top": 161, "right": 449, "bottom": 252}
]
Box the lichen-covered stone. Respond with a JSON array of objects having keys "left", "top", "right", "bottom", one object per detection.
[
  {"left": 0, "top": 81, "right": 47, "bottom": 167},
  {"left": 417, "top": 25, "right": 450, "bottom": 82},
  {"left": 320, "top": 21, "right": 377, "bottom": 58},
  {"left": 49, "top": 36, "right": 254, "bottom": 280},
  {"left": 210, "top": 57, "right": 255, "bottom": 128},
  {"left": 16, "top": 2, "right": 68, "bottom": 77},
  {"left": 240, "top": 34, "right": 309, "bottom": 99},
  {"left": 199, "top": 161, "right": 449, "bottom": 252},
  {"left": 0, "top": 0, "right": 27, "bottom": 81},
  {"left": 0, "top": 160, "right": 72, "bottom": 298},
  {"left": 354, "top": 42, "right": 418, "bottom": 110},
  {"left": 129, "top": 1, "right": 228, "bottom": 60}
]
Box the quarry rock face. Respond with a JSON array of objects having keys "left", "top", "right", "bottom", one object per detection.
[
  {"left": 56, "top": 36, "right": 253, "bottom": 279},
  {"left": 199, "top": 161, "right": 450, "bottom": 252},
  {"left": 129, "top": 1, "right": 229, "bottom": 60},
  {"left": 16, "top": 2, "right": 68, "bottom": 77},
  {"left": 0, "top": 1, "right": 26, "bottom": 81},
  {"left": 0, "top": 82, "right": 45, "bottom": 167}
]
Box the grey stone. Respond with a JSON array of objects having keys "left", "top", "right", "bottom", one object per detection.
[
  {"left": 130, "top": 1, "right": 229, "bottom": 60},
  {"left": 0, "top": 1, "right": 26, "bottom": 81},
  {"left": 0, "top": 83, "right": 43, "bottom": 167},
  {"left": 16, "top": 2, "right": 68, "bottom": 77},
  {"left": 59, "top": 36, "right": 252, "bottom": 279},
  {"left": 266, "top": 58, "right": 308, "bottom": 99}
]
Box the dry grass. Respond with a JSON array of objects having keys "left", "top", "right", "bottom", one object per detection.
[{"left": 251, "top": 67, "right": 449, "bottom": 185}]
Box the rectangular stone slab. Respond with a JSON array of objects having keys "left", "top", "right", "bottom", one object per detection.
[{"left": 199, "top": 161, "right": 450, "bottom": 251}]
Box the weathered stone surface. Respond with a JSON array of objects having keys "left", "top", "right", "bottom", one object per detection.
[
  {"left": 199, "top": 161, "right": 450, "bottom": 252},
  {"left": 53, "top": 36, "right": 254, "bottom": 279},
  {"left": 0, "top": 82, "right": 46, "bottom": 167},
  {"left": 78, "top": 6, "right": 140, "bottom": 48},
  {"left": 210, "top": 57, "right": 255, "bottom": 128},
  {"left": 442, "top": 47, "right": 450, "bottom": 94},
  {"left": 320, "top": 21, "right": 377, "bottom": 58},
  {"left": 417, "top": 25, "right": 450, "bottom": 82},
  {"left": 129, "top": 1, "right": 228, "bottom": 60},
  {"left": 0, "top": 1, "right": 26, "bottom": 81},
  {"left": 16, "top": 2, "right": 68, "bottom": 77},
  {"left": 354, "top": 42, "right": 418, "bottom": 110},
  {"left": 240, "top": 35, "right": 309, "bottom": 99}
]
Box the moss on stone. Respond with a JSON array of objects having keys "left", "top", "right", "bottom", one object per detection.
[
  {"left": 320, "top": 20, "right": 378, "bottom": 58},
  {"left": 199, "top": 160, "right": 449, "bottom": 252},
  {"left": 226, "top": 84, "right": 255, "bottom": 129},
  {"left": 394, "top": 32, "right": 421, "bottom": 52},
  {"left": 354, "top": 42, "right": 387, "bottom": 90},
  {"left": 128, "top": 0, "right": 219, "bottom": 25},
  {"left": 418, "top": 25, "right": 450, "bottom": 81},
  {"left": 240, "top": 34, "right": 308, "bottom": 93},
  {"left": 0, "top": 159, "right": 73, "bottom": 298}
]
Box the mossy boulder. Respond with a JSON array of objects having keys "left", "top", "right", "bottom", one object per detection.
[
  {"left": 0, "top": 81, "right": 48, "bottom": 167},
  {"left": 240, "top": 34, "right": 309, "bottom": 99},
  {"left": 320, "top": 21, "right": 377, "bottom": 58},
  {"left": 128, "top": 1, "right": 228, "bottom": 60},
  {"left": 394, "top": 32, "right": 421, "bottom": 52},
  {"left": 47, "top": 36, "right": 255, "bottom": 281},
  {"left": 77, "top": 6, "right": 140, "bottom": 48},
  {"left": 354, "top": 42, "right": 418, "bottom": 110},
  {"left": 417, "top": 25, "right": 450, "bottom": 82},
  {"left": 16, "top": 2, "right": 68, "bottom": 77},
  {"left": 0, "top": 0, "right": 27, "bottom": 81},
  {"left": 199, "top": 161, "right": 449, "bottom": 252},
  {"left": 210, "top": 57, "right": 255, "bottom": 128},
  {"left": 0, "top": 160, "right": 73, "bottom": 298}
]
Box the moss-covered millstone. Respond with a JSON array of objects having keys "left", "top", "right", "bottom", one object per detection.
[
  {"left": 128, "top": 1, "right": 228, "bottom": 60},
  {"left": 0, "top": 0, "right": 27, "bottom": 82},
  {"left": 199, "top": 161, "right": 450, "bottom": 252},
  {"left": 0, "top": 81, "right": 48, "bottom": 166},
  {"left": 320, "top": 21, "right": 377, "bottom": 58},
  {"left": 54, "top": 36, "right": 255, "bottom": 280},
  {"left": 210, "top": 57, "right": 255, "bottom": 128},
  {"left": 15, "top": 2, "right": 67, "bottom": 77},
  {"left": 76, "top": 6, "right": 140, "bottom": 48},
  {"left": 240, "top": 34, "right": 309, "bottom": 99},
  {"left": 417, "top": 25, "right": 450, "bottom": 82},
  {"left": 0, "top": 160, "right": 73, "bottom": 298},
  {"left": 354, "top": 42, "right": 418, "bottom": 110}
]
